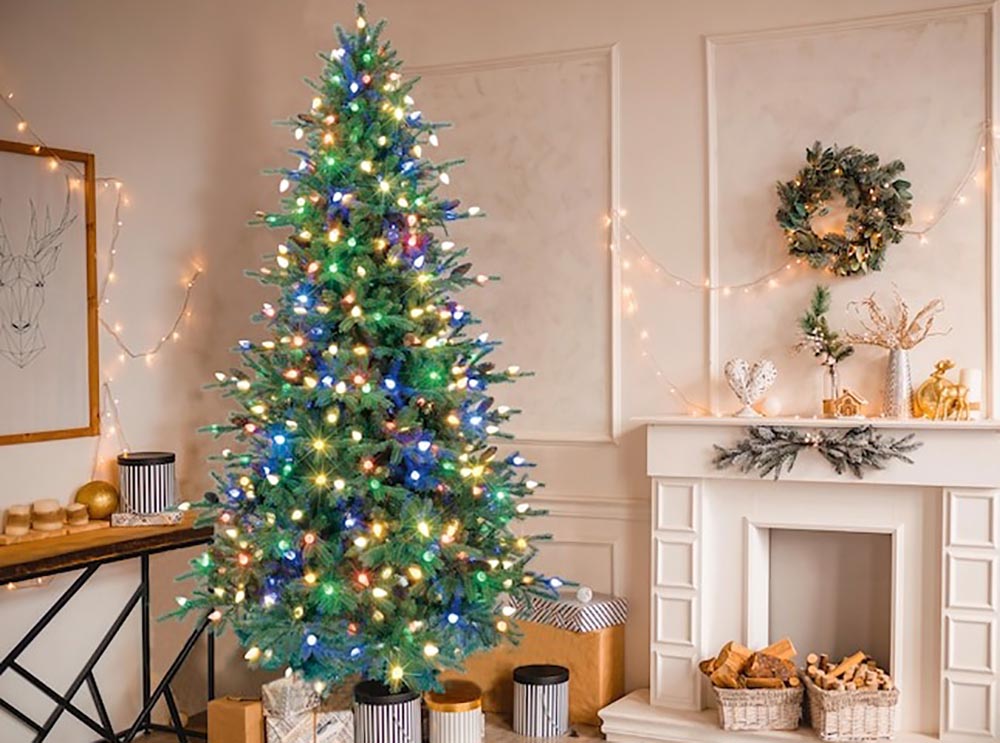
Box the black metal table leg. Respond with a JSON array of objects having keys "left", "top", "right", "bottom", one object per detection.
[
  {"left": 85, "top": 673, "right": 115, "bottom": 740},
  {"left": 8, "top": 662, "right": 112, "bottom": 739},
  {"left": 0, "top": 567, "right": 98, "bottom": 675},
  {"left": 162, "top": 686, "right": 189, "bottom": 743},
  {"left": 34, "top": 585, "right": 143, "bottom": 740},
  {"left": 0, "top": 697, "right": 41, "bottom": 736},
  {"left": 0, "top": 543, "right": 215, "bottom": 743},
  {"left": 119, "top": 614, "right": 210, "bottom": 743},
  {"left": 207, "top": 628, "right": 215, "bottom": 702},
  {"left": 141, "top": 553, "right": 151, "bottom": 735}
]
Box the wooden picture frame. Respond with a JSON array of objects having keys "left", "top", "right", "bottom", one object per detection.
[{"left": 0, "top": 140, "right": 99, "bottom": 445}]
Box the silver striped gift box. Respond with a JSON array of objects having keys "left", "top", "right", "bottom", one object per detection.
[
  {"left": 426, "top": 680, "right": 485, "bottom": 743},
  {"left": 352, "top": 681, "right": 421, "bottom": 743},
  {"left": 517, "top": 589, "right": 629, "bottom": 632},
  {"left": 512, "top": 665, "right": 569, "bottom": 738},
  {"left": 117, "top": 452, "right": 176, "bottom": 515}
]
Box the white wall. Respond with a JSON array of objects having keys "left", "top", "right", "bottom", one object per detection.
[{"left": 0, "top": 0, "right": 984, "bottom": 739}]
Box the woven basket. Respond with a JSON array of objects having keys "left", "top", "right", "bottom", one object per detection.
[
  {"left": 804, "top": 674, "right": 899, "bottom": 741},
  {"left": 713, "top": 686, "right": 803, "bottom": 731}
]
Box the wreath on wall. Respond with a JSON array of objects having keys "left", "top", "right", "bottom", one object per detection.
[{"left": 775, "top": 142, "right": 913, "bottom": 277}]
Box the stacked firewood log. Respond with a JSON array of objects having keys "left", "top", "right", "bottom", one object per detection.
[
  {"left": 804, "top": 651, "right": 894, "bottom": 691},
  {"left": 699, "top": 637, "right": 800, "bottom": 689}
]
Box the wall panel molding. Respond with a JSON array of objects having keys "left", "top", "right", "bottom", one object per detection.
[
  {"left": 705, "top": 1, "right": 999, "bottom": 416},
  {"left": 416, "top": 46, "right": 622, "bottom": 446},
  {"left": 543, "top": 537, "right": 623, "bottom": 595},
  {"left": 531, "top": 492, "right": 647, "bottom": 522}
]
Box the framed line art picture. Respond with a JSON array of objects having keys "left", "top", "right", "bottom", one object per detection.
[{"left": 0, "top": 140, "right": 99, "bottom": 445}]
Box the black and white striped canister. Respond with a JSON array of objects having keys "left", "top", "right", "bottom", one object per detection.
[
  {"left": 353, "top": 681, "right": 421, "bottom": 743},
  {"left": 425, "top": 680, "right": 485, "bottom": 743},
  {"left": 117, "top": 452, "right": 176, "bottom": 515},
  {"left": 513, "top": 665, "right": 570, "bottom": 738}
]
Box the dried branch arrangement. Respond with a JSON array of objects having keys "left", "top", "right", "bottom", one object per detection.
[{"left": 843, "top": 289, "right": 946, "bottom": 350}]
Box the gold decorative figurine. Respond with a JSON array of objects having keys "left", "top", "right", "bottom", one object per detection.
[{"left": 914, "top": 359, "right": 970, "bottom": 420}]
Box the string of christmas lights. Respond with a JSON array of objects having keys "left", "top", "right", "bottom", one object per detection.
[
  {"left": 90, "top": 382, "right": 130, "bottom": 478},
  {"left": 625, "top": 312, "right": 714, "bottom": 416},
  {"left": 1, "top": 87, "right": 203, "bottom": 468},
  {"left": 901, "top": 125, "right": 991, "bottom": 242}
]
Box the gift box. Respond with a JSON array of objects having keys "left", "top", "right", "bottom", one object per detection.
[
  {"left": 208, "top": 696, "right": 264, "bottom": 743},
  {"left": 518, "top": 589, "right": 629, "bottom": 632},
  {"left": 262, "top": 676, "right": 353, "bottom": 743},
  {"left": 440, "top": 590, "right": 628, "bottom": 726}
]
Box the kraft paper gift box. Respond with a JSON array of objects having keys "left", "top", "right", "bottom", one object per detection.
[
  {"left": 208, "top": 696, "right": 264, "bottom": 743},
  {"left": 262, "top": 676, "right": 353, "bottom": 743},
  {"left": 441, "top": 590, "right": 628, "bottom": 726}
]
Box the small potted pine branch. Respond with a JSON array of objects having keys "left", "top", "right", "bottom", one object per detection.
[{"left": 796, "top": 286, "right": 854, "bottom": 415}]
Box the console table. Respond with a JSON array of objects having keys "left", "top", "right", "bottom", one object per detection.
[{"left": 0, "top": 516, "right": 214, "bottom": 742}]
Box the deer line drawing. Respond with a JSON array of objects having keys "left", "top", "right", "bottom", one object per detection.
[{"left": 0, "top": 179, "right": 77, "bottom": 368}]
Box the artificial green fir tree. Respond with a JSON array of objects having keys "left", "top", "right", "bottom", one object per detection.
[{"left": 176, "top": 4, "right": 555, "bottom": 694}]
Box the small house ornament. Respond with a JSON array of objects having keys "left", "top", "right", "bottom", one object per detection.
[{"left": 824, "top": 388, "right": 867, "bottom": 419}]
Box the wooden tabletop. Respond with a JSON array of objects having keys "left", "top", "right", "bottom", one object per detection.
[{"left": 0, "top": 514, "right": 213, "bottom": 584}]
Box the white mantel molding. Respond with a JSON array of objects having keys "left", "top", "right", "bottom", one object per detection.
[{"left": 641, "top": 416, "right": 1000, "bottom": 490}]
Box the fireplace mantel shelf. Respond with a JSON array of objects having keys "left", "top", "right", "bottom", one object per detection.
[
  {"left": 636, "top": 414, "right": 1000, "bottom": 432},
  {"left": 644, "top": 414, "right": 1000, "bottom": 489}
]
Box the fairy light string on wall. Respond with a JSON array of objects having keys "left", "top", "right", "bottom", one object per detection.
[
  {"left": 615, "top": 124, "right": 995, "bottom": 414},
  {"left": 3, "top": 92, "right": 992, "bottom": 422},
  {"left": 1, "top": 89, "right": 203, "bottom": 470}
]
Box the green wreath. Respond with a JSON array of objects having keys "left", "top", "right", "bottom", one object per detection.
[{"left": 775, "top": 142, "right": 913, "bottom": 277}]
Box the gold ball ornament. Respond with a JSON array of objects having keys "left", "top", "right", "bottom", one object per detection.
[{"left": 74, "top": 480, "right": 120, "bottom": 520}]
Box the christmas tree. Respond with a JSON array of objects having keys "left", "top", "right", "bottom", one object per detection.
[{"left": 175, "top": 4, "right": 555, "bottom": 693}]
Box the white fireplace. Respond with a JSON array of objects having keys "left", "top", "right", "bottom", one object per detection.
[{"left": 599, "top": 417, "right": 1000, "bottom": 742}]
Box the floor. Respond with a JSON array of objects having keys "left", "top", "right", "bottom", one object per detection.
[{"left": 143, "top": 713, "right": 602, "bottom": 741}]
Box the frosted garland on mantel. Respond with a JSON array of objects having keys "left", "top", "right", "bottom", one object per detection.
[{"left": 712, "top": 425, "right": 921, "bottom": 479}]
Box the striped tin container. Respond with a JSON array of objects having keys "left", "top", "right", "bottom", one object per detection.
[
  {"left": 117, "top": 452, "right": 176, "bottom": 515},
  {"left": 425, "top": 680, "right": 485, "bottom": 743},
  {"left": 512, "top": 665, "right": 570, "bottom": 738},
  {"left": 353, "top": 681, "right": 421, "bottom": 743}
]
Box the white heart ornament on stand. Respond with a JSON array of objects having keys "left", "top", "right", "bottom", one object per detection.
[{"left": 724, "top": 358, "right": 778, "bottom": 417}]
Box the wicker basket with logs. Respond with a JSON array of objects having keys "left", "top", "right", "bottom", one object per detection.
[
  {"left": 699, "top": 637, "right": 803, "bottom": 731},
  {"left": 803, "top": 651, "right": 899, "bottom": 741}
]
